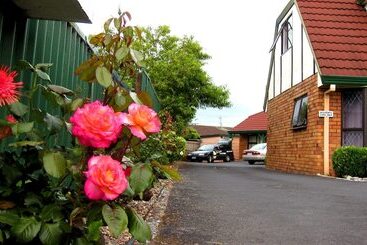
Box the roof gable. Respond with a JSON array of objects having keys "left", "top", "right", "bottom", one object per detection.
[
  {"left": 231, "top": 112, "right": 268, "bottom": 133},
  {"left": 297, "top": 0, "right": 367, "bottom": 77}
]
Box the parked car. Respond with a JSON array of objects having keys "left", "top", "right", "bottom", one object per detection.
[
  {"left": 242, "top": 143, "right": 267, "bottom": 165},
  {"left": 187, "top": 143, "right": 233, "bottom": 163}
]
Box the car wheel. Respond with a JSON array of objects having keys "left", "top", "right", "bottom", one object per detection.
[
  {"left": 248, "top": 160, "right": 255, "bottom": 165},
  {"left": 208, "top": 155, "right": 213, "bottom": 163},
  {"left": 225, "top": 155, "right": 231, "bottom": 162}
]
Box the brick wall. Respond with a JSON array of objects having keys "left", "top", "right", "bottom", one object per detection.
[
  {"left": 201, "top": 136, "right": 223, "bottom": 146},
  {"left": 267, "top": 74, "right": 341, "bottom": 175},
  {"left": 232, "top": 135, "right": 248, "bottom": 160}
]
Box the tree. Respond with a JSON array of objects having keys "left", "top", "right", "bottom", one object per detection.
[{"left": 134, "top": 26, "right": 230, "bottom": 131}]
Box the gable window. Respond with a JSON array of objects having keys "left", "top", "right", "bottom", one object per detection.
[
  {"left": 292, "top": 95, "right": 308, "bottom": 129},
  {"left": 281, "top": 17, "right": 292, "bottom": 54}
]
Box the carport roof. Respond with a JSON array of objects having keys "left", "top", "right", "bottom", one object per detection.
[{"left": 230, "top": 112, "right": 268, "bottom": 133}]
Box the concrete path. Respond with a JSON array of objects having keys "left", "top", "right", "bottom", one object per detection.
[{"left": 153, "top": 161, "right": 367, "bottom": 245}]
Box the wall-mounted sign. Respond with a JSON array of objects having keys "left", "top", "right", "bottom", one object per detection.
[{"left": 319, "top": 111, "right": 333, "bottom": 118}]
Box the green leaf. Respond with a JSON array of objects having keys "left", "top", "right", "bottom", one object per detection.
[
  {"left": 47, "top": 85, "right": 74, "bottom": 96},
  {"left": 128, "top": 164, "right": 153, "bottom": 194},
  {"left": 116, "top": 47, "right": 129, "bottom": 61},
  {"left": 9, "top": 102, "right": 28, "bottom": 116},
  {"left": 11, "top": 122, "right": 34, "bottom": 135},
  {"left": 0, "top": 119, "right": 12, "bottom": 127},
  {"left": 95, "top": 66, "right": 112, "bottom": 88},
  {"left": 39, "top": 223, "right": 62, "bottom": 245},
  {"left": 9, "top": 141, "right": 44, "bottom": 147},
  {"left": 44, "top": 113, "right": 64, "bottom": 133},
  {"left": 11, "top": 217, "right": 41, "bottom": 243},
  {"left": 87, "top": 220, "right": 102, "bottom": 242},
  {"left": 24, "top": 193, "right": 42, "bottom": 207},
  {"left": 126, "top": 207, "right": 151, "bottom": 242},
  {"left": 104, "top": 18, "right": 113, "bottom": 32},
  {"left": 35, "top": 63, "right": 53, "bottom": 72},
  {"left": 70, "top": 98, "right": 84, "bottom": 112},
  {"left": 102, "top": 205, "right": 128, "bottom": 238},
  {"left": 114, "top": 17, "right": 121, "bottom": 29},
  {"left": 40, "top": 205, "right": 63, "bottom": 222},
  {"left": 16, "top": 60, "right": 35, "bottom": 71},
  {"left": 0, "top": 229, "right": 3, "bottom": 242},
  {"left": 42, "top": 152, "right": 66, "bottom": 178},
  {"left": 130, "top": 49, "right": 144, "bottom": 65},
  {"left": 75, "top": 237, "right": 89, "bottom": 245},
  {"left": 0, "top": 211, "right": 19, "bottom": 226},
  {"left": 35, "top": 68, "right": 51, "bottom": 81}
]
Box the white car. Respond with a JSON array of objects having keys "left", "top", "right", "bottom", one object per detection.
[{"left": 242, "top": 143, "right": 267, "bottom": 165}]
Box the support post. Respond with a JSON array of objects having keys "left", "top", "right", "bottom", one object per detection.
[{"left": 323, "top": 85, "right": 336, "bottom": 175}]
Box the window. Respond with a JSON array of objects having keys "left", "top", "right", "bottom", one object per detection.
[
  {"left": 281, "top": 17, "right": 292, "bottom": 54},
  {"left": 342, "top": 90, "right": 363, "bottom": 146},
  {"left": 292, "top": 95, "right": 308, "bottom": 129}
]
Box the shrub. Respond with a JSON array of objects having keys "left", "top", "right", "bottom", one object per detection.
[
  {"left": 182, "top": 127, "right": 200, "bottom": 140},
  {"left": 332, "top": 146, "right": 367, "bottom": 177}
]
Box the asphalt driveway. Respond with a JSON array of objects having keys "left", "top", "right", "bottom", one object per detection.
[{"left": 153, "top": 161, "right": 367, "bottom": 245}]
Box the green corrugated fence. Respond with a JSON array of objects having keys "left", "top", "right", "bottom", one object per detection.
[{"left": 0, "top": 6, "right": 160, "bottom": 149}]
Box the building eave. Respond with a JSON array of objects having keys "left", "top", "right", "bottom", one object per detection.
[
  {"left": 12, "top": 0, "right": 91, "bottom": 23},
  {"left": 229, "top": 130, "right": 267, "bottom": 135},
  {"left": 322, "top": 75, "right": 367, "bottom": 86}
]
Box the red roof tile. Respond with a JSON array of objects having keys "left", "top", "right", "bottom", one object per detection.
[
  {"left": 231, "top": 112, "right": 268, "bottom": 132},
  {"left": 191, "top": 125, "right": 231, "bottom": 137},
  {"left": 297, "top": 0, "right": 367, "bottom": 77}
]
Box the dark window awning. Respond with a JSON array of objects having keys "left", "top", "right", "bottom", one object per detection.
[{"left": 12, "top": 0, "right": 91, "bottom": 23}]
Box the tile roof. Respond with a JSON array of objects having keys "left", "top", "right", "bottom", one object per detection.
[
  {"left": 191, "top": 125, "right": 231, "bottom": 137},
  {"left": 231, "top": 112, "right": 268, "bottom": 132},
  {"left": 297, "top": 0, "right": 367, "bottom": 77}
]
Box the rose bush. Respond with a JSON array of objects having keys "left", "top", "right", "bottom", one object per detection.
[{"left": 0, "top": 11, "right": 178, "bottom": 244}]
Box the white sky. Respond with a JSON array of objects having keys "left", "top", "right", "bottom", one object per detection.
[{"left": 77, "top": 0, "right": 289, "bottom": 127}]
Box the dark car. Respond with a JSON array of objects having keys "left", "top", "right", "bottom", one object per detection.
[{"left": 187, "top": 142, "right": 234, "bottom": 163}]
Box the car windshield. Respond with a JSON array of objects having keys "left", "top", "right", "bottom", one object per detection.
[
  {"left": 250, "top": 143, "right": 267, "bottom": 151},
  {"left": 198, "top": 145, "right": 215, "bottom": 151}
]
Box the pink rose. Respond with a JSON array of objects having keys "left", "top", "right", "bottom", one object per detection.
[
  {"left": 121, "top": 103, "right": 161, "bottom": 140},
  {"left": 70, "top": 101, "right": 124, "bottom": 148},
  {"left": 84, "top": 155, "right": 128, "bottom": 201}
]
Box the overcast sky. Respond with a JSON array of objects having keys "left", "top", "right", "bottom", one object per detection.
[{"left": 77, "top": 0, "right": 289, "bottom": 127}]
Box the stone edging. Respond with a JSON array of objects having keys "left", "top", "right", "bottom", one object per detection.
[{"left": 316, "top": 173, "right": 367, "bottom": 182}]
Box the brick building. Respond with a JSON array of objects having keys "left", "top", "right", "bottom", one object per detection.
[
  {"left": 191, "top": 125, "right": 231, "bottom": 146},
  {"left": 264, "top": 0, "right": 367, "bottom": 175},
  {"left": 229, "top": 112, "right": 268, "bottom": 160}
]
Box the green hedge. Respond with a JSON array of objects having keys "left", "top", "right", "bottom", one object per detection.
[{"left": 332, "top": 146, "right": 367, "bottom": 177}]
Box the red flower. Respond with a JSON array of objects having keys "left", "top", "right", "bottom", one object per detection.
[{"left": 0, "top": 66, "right": 23, "bottom": 106}]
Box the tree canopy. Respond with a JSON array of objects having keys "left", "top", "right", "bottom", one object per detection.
[{"left": 134, "top": 26, "right": 230, "bottom": 130}]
